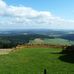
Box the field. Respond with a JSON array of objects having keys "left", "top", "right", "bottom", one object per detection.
[
  {"left": 43, "top": 38, "right": 73, "bottom": 45},
  {"left": 29, "top": 38, "right": 74, "bottom": 45},
  {"left": 0, "top": 47, "right": 74, "bottom": 74}
]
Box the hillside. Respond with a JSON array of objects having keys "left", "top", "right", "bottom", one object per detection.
[
  {"left": 0, "top": 30, "right": 74, "bottom": 48},
  {"left": 29, "top": 38, "right": 74, "bottom": 45},
  {"left": 60, "top": 34, "right": 74, "bottom": 41},
  {"left": 0, "top": 47, "right": 73, "bottom": 74}
]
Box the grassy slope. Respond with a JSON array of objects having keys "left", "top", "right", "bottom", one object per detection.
[
  {"left": 44, "top": 38, "right": 74, "bottom": 45},
  {"left": 29, "top": 38, "right": 74, "bottom": 45},
  {"left": 0, "top": 48, "right": 74, "bottom": 74}
]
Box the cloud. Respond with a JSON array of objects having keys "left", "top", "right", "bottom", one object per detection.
[{"left": 0, "top": 0, "right": 74, "bottom": 30}]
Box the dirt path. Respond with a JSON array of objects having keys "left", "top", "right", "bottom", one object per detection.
[{"left": 0, "top": 49, "right": 13, "bottom": 55}]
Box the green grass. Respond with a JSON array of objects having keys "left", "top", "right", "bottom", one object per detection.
[
  {"left": 0, "top": 48, "right": 74, "bottom": 74},
  {"left": 44, "top": 38, "right": 74, "bottom": 45},
  {"left": 29, "top": 38, "right": 74, "bottom": 45}
]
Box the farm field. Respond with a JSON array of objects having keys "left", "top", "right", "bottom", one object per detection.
[
  {"left": 0, "top": 47, "right": 74, "bottom": 74},
  {"left": 29, "top": 38, "right": 74, "bottom": 45}
]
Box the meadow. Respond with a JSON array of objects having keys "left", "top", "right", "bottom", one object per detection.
[
  {"left": 0, "top": 47, "right": 74, "bottom": 74},
  {"left": 29, "top": 38, "right": 74, "bottom": 46}
]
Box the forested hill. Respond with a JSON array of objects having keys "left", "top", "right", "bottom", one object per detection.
[
  {"left": 60, "top": 34, "right": 74, "bottom": 41},
  {"left": 0, "top": 29, "right": 74, "bottom": 48},
  {"left": 0, "top": 34, "right": 51, "bottom": 48}
]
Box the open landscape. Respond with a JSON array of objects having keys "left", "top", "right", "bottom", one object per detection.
[
  {"left": 0, "top": 29, "right": 74, "bottom": 74},
  {"left": 0, "top": 0, "right": 74, "bottom": 74},
  {"left": 0, "top": 47, "right": 74, "bottom": 74}
]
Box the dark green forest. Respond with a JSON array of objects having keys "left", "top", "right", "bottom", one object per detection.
[{"left": 0, "top": 34, "right": 50, "bottom": 48}]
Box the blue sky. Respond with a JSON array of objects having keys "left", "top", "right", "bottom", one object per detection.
[
  {"left": 0, "top": 0, "right": 74, "bottom": 30},
  {"left": 4, "top": 0, "right": 74, "bottom": 20}
]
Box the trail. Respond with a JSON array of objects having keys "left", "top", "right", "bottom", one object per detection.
[{"left": 0, "top": 49, "right": 13, "bottom": 55}]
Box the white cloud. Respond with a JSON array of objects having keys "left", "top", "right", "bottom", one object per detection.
[
  {"left": 0, "top": 0, "right": 7, "bottom": 8},
  {"left": 0, "top": 0, "right": 74, "bottom": 30}
]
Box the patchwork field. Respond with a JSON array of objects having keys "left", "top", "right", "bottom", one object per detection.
[
  {"left": 29, "top": 38, "right": 74, "bottom": 45},
  {"left": 0, "top": 47, "right": 74, "bottom": 74}
]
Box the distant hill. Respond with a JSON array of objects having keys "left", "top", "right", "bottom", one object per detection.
[
  {"left": 0, "top": 29, "right": 74, "bottom": 48},
  {"left": 60, "top": 34, "right": 74, "bottom": 41},
  {"left": 29, "top": 38, "right": 74, "bottom": 45}
]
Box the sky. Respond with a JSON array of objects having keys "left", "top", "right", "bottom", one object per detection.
[{"left": 0, "top": 0, "right": 74, "bottom": 30}]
